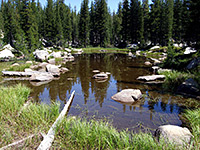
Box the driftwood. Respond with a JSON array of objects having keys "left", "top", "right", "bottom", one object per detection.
[
  {"left": 0, "top": 133, "right": 43, "bottom": 150},
  {"left": 37, "top": 90, "right": 75, "bottom": 150},
  {"left": 2, "top": 71, "right": 60, "bottom": 77}
]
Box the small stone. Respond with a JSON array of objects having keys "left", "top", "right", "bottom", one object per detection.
[
  {"left": 144, "top": 61, "right": 152, "bottom": 66},
  {"left": 93, "top": 70, "right": 100, "bottom": 73},
  {"left": 11, "top": 63, "right": 20, "bottom": 67}
]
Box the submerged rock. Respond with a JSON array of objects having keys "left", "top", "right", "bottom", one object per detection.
[
  {"left": 155, "top": 125, "right": 193, "bottom": 146},
  {"left": 137, "top": 75, "right": 165, "bottom": 81},
  {"left": 111, "top": 89, "right": 142, "bottom": 103}
]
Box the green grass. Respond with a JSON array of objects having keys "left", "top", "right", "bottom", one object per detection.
[
  {"left": 182, "top": 108, "right": 200, "bottom": 149},
  {"left": 159, "top": 70, "right": 194, "bottom": 92},
  {"left": 0, "top": 84, "right": 60, "bottom": 148},
  {"left": 6, "top": 63, "right": 32, "bottom": 71},
  {"left": 53, "top": 117, "right": 179, "bottom": 150},
  {"left": 81, "top": 47, "right": 129, "bottom": 54}
]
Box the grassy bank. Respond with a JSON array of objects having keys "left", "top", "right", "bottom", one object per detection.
[
  {"left": 81, "top": 47, "right": 129, "bottom": 53},
  {"left": 0, "top": 84, "right": 60, "bottom": 148},
  {"left": 0, "top": 84, "right": 199, "bottom": 149}
]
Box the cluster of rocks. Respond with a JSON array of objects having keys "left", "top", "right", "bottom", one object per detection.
[
  {"left": 33, "top": 49, "right": 75, "bottom": 62},
  {"left": 2, "top": 61, "right": 69, "bottom": 86},
  {"left": 111, "top": 89, "right": 193, "bottom": 147}
]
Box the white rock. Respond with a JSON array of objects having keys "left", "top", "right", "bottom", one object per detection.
[
  {"left": 3, "top": 44, "right": 15, "bottom": 51},
  {"left": 33, "top": 49, "right": 49, "bottom": 61},
  {"left": 184, "top": 47, "right": 197, "bottom": 55},
  {"left": 93, "top": 73, "right": 108, "bottom": 79},
  {"left": 11, "top": 63, "right": 20, "bottom": 67},
  {"left": 26, "top": 61, "right": 33, "bottom": 64},
  {"left": 144, "top": 61, "right": 152, "bottom": 66},
  {"left": 155, "top": 125, "right": 193, "bottom": 146},
  {"left": 30, "top": 73, "right": 54, "bottom": 82},
  {"left": 0, "top": 49, "right": 15, "bottom": 58},
  {"left": 150, "top": 46, "right": 160, "bottom": 50},
  {"left": 111, "top": 89, "right": 142, "bottom": 103},
  {"left": 46, "top": 64, "right": 60, "bottom": 73},
  {"left": 137, "top": 75, "right": 165, "bottom": 81}
]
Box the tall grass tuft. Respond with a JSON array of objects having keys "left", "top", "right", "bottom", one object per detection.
[
  {"left": 183, "top": 108, "right": 200, "bottom": 149},
  {"left": 159, "top": 70, "right": 192, "bottom": 91}
]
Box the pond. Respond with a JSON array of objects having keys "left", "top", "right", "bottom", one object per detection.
[{"left": 2, "top": 53, "right": 192, "bottom": 132}]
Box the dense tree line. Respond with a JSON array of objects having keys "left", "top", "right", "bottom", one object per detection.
[{"left": 0, "top": 0, "right": 200, "bottom": 54}]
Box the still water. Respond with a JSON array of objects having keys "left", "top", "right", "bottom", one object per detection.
[{"left": 3, "top": 53, "right": 189, "bottom": 132}]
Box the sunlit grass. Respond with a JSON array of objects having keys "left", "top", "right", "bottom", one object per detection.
[{"left": 6, "top": 63, "right": 32, "bottom": 71}]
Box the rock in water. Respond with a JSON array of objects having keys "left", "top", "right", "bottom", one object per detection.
[
  {"left": 137, "top": 75, "right": 165, "bottom": 81},
  {"left": 155, "top": 125, "right": 193, "bottom": 146},
  {"left": 111, "top": 89, "right": 142, "bottom": 103},
  {"left": 30, "top": 73, "right": 54, "bottom": 82},
  {"left": 46, "top": 64, "right": 60, "bottom": 73},
  {"left": 93, "top": 73, "right": 108, "bottom": 79}
]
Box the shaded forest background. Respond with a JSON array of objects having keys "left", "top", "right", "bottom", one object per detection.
[{"left": 0, "top": 0, "right": 199, "bottom": 54}]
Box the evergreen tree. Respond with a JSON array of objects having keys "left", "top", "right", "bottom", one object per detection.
[
  {"left": 55, "top": 0, "right": 64, "bottom": 47},
  {"left": 44, "top": 0, "right": 55, "bottom": 46},
  {"left": 79, "top": 0, "right": 89, "bottom": 47},
  {"left": 165, "top": 0, "right": 174, "bottom": 45},
  {"left": 173, "top": 0, "right": 183, "bottom": 42},
  {"left": 188, "top": 0, "right": 200, "bottom": 47},
  {"left": 113, "top": 2, "right": 122, "bottom": 46},
  {"left": 89, "top": 1, "right": 95, "bottom": 46},
  {"left": 71, "top": 7, "right": 79, "bottom": 46},
  {"left": 143, "top": 0, "right": 150, "bottom": 44},
  {"left": 137, "top": 1, "right": 144, "bottom": 47},
  {"left": 149, "top": 0, "right": 162, "bottom": 45},
  {"left": 121, "top": 0, "right": 130, "bottom": 44}
]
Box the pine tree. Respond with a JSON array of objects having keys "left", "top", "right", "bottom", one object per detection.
[
  {"left": 55, "top": 0, "right": 64, "bottom": 47},
  {"left": 113, "top": 2, "right": 122, "bottom": 46},
  {"left": 44, "top": 0, "right": 55, "bottom": 46},
  {"left": 79, "top": 0, "right": 89, "bottom": 47},
  {"left": 137, "top": 1, "right": 144, "bottom": 47},
  {"left": 71, "top": 7, "right": 79, "bottom": 46},
  {"left": 89, "top": 1, "right": 95, "bottom": 46},
  {"left": 165, "top": 0, "right": 174, "bottom": 45},
  {"left": 143, "top": 0, "right": 150, "bottom": 44},
  {"left": 149, "top": 0, "right": 162, "bottom": 45},
  {"left": 173, "top": 0, "right": 183, "bottom": 42},
  {"left": 121, "top": 0, "right": 130, "bottom": 44},
  {"left": 188, "top": 0, "right": 200, "bottom": 48}
]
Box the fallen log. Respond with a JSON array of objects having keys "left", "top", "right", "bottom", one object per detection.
[
  {"left": 0, "top": 133, "right": 43, "bottom": 150},
  {"left": 37, "top": 90, "right": 75, "bottom": 150},
  {"left": 2, "top": 71, "right": 60, "bottom": 77}
]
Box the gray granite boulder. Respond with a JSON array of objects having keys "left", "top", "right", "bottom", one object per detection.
[
  {"left": 46, "top": 64, "right": 60, "bottom": 73},
  {"left": 30, "top": 73, "right": 54, "bottom": 82},
  {"left": 33, "top": 49, "right": 49, "bottom": 61},
  {"left": 155, "top": 125, "right": 193, "bottom": 146},
  {"left": 111, "top": 89, "right": 142, "bottom": 103},
  {"left": 0, "top": 49, "right": 15, "bottom": 58},
  {"left": 177, "top": 78, "right": 200, "bottom": 96}
]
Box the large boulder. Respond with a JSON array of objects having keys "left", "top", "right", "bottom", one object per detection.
[
  {"left": 0, "top": 49, "right": 15, "bottom": 58},
  {"left": 3, "top": 44, "right": 15, "bottom": 51},
  {"left": 111, "top": 89, "right": 142, "bottom": 103},
  {"left": 137, "top": 75, "right": 165, "bottom": 81},
  {"left": 177, "top": 78, "right": 200, "bottom": 96},
  {"left": 33, "top": 49, "right": 49, "bottom": 61},
  {"left": 46, "top": 64, "right": 60, "bottom": 73},
  {"left": 155, "top": 125, "right": 193, "bottom": 146},
  {"left": 48, "top": 51, "right": 62, "bottom": 58},
  {"left": 186, "top": 57, "right": 200, "bottom": 70},
  {"left": 30, "top": 73, "right": 54, "bottom": 82}
]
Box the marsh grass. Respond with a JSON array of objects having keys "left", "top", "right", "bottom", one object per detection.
[
  {"left": 183, "top": 109, "right": 200, "bottom": 149},
  {"left": 159, "top": 70, "right": 193, "bottom": 91},
  {"left": 6, "top": 63, "right": 32, "bottom": 71},
  {"left": 0, "top": 84, "right": 60, "bottom": 148}
]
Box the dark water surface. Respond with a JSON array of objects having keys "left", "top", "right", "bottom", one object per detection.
[{"left": 3, "top": 53, "right": 189, "bottom": 132}]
